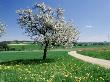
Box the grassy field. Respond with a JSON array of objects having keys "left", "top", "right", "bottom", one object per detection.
[
  {"left": 0, "top": 51, "right": 110, "bottom": 82},
  {"left": 78, "top": 49, "right": 110, "bottom": 60},
  {"left": 8, "top": 43, "right": 42, "bottom": 51},
  {"left": 7, "top": 43, "right": 110, "bottom": 53}
]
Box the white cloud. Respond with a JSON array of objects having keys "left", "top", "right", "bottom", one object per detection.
[{"left": 85, "top": 25, "right": 93, "bottom": 29}]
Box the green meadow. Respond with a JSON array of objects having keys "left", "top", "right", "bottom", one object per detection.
[{"left": 0, "top": 48, "right": 110, "bottom": 82}]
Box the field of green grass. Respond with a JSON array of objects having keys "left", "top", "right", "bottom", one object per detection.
[
  {"left": 0, "top": 51, "right": 110, "bottom": 82},
  {"left": 8, "top": 43, "right": 42, "bottom": 51},
  {"left": 78, "top": 49, "right": 110, "bottom": 60}
]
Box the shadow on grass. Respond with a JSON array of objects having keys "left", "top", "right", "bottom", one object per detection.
[{"left": 0, "top": 58, "right": 56, "bottom": 66}]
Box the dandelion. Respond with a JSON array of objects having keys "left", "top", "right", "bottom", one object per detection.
[
  {"left": 28, "top": 70, "right": 31, "bottom": 73},
  {"left": 64, "top": 74, "right": 68, "bottom": 77},
  {"left": 24, "top": 77, "right": 27, "bottom": 79},
  {"left": 25, "top": 68, "right": 28, "bottom": 71},
  {"left": 99, "top": 77, "right": 104, "bottom": 80},
  {"left": 46, "top": 79, "right": 52, "bottom": 82},
  {"left": 75, "top": 76, "right": 78, "bottom": 79},
  {"left": 50, "top": 75, "right": 54, "bottom": 78},
  {"left": 83, "top": 76, "right": 86, "bottom": 79},
  {"left": 86, "top": 73, "right": 90, "bottom": 76},
  {"left": 19, "top": 76, "right": 22, "bottom": 79},
  {"left": 90, "top": 76, "right": 93, "bottom": 78}
]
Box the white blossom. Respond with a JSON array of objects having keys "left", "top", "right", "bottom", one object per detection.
[
  {"left": 16, "top": 2, "right": 79, "bottom": 48},
  {"left": 0, "top": 21, "right": 5, "bottom": 37}
]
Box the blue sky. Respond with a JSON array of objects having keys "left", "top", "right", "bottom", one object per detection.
[{"left": 0, "top": 0, "right": 110, "bottom": 42}]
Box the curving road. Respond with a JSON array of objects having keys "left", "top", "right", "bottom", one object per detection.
[{"left": 68, "top": 51, "right": 110, "bottom": 69}]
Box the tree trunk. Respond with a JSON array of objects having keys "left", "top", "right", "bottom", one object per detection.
[{"left": 43, "top": 41, "right": 49, "bottom": 60}]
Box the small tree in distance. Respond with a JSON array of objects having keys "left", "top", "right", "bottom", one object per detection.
[{"left": 16, "top": 2, "right": 79, "bottom": 60}]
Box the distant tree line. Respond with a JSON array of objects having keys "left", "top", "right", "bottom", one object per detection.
[{"left": 76, "top": 42, "right": 110, "bottom": 47}]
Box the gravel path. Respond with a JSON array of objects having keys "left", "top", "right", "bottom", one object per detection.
[{"left": 68, "top": 51, "right": 110, "bottom": 69}]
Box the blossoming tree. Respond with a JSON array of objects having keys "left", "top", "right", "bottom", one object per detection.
[
  {"left": 16, "top": 3, "right": 79, "bottom": 60},
  {"left": 0, "top": 21, "right": 5, "bottom": 37}
]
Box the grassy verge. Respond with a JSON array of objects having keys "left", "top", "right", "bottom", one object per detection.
[
  {"left": 0, "top": 51, "right": 110, "bottom": 82},
  {"left": 78, "top": 50, "right": 110, "bottom": 60}
]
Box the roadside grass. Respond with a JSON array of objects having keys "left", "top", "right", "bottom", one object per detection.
[
  {"left": 78, "top": 49, "right": 110, "bottom": 60},
  {"left": 0, "top": 51, "right": 110, "bottom": 82}
]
